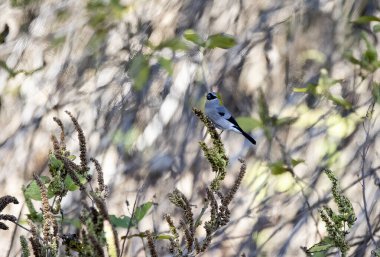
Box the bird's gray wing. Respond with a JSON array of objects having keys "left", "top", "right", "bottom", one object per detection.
[
  {"left": 216, "top": 106, "right": 243, "bottom": 132},
  {"left": 216, "top": 106, "right": 232, "bottom": 118}
]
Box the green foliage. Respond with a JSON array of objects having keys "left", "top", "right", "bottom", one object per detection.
[
  {"left": 183, "top": 29, "right": 237, "bottom": 49},
  {"left": 268, "top": 158, "right": 304, "bottom": 175},
  {"left": 294, "top": 69, "right": 352, "bottom": 110},
  {"left": 351, "top": 15, "right": 380, "bottom": 24},
  {"left": 109, "top": 201, "right": 153, "bottom": 228},
  {"left": 205, "top": 33, "right": 237, "bottom": 49},
  {"left": 128, "top": 53, "right": 150, "bottom": 91},
  {"left": 305, "top": 169, "right": 356, "bottom": 257},
  {"left": 345, "top": 16, "right": 380, "bottom": 73}
]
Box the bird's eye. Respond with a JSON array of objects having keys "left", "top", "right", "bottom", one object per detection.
[{"left": 206, "top": 93, "right": 216, "bottom": 100}]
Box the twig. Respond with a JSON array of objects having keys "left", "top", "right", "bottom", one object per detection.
[{"left": 6, "top": 204, "right": 24, "bottom": 257}]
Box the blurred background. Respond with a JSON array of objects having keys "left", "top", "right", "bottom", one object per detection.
[{"left": 0, "top": 0, "right": 380, "bottom": 256}]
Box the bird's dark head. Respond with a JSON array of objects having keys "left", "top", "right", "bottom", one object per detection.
[{"left": 206, "top": 92, "right": 218, "bottom": 100}]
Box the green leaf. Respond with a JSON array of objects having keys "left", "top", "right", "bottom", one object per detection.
[
  {"left": 155, "top": 38, "right": 189, "bottom": 51},
  {"left": 24, "top": 177, "right": 54, "bottom": 201},
  {"left": 275, "top": 116, "right": 298, "bottom": 127},
  {"left": 307, "top": 237, "right": 334, "bottom": 253},
  {"left": 268, "top": 161, "right": 290, "bottom": 175},
  {"left": 363, "top": 48, "right": 378, "bottom": 64},
  {"left": 132, "top": 202, "right": 153, "bottom": 225},
  {"left": 110, "top": 202, "right": 153, "bottom": 228},
  {"left": 236, "top": 117, "right": 262, "bottom": 131},
  {"left": 158, "top": 57, "right": 173, "bottom": 76},
  {"left": 258, "top": 89, "right": 271, "bottom": 125},
  {"left": 156, "top": 234, "right": 173, "bottom": 240},
  {"left": 352, "top": 16, "right": 380, "bottom": 24},
  {"left": 64, "top": 174, "right": 87, "bottom": 191},
  {"left": 183, "top": 29, "right": 204, "bottom": 46},
  {"left": 344, "top": 52, "right": 362, "bottom": 65},
  {"left": 293, "top": 87, "right": 309, "bottom": 93},
  {"left": 109, "top": 215, "right": 132, "bottom": 228},
  {"left": 128, "top": 54, "right": 150, "bottom": 91},
  {"left": 205, "top": 33, "right": 236, "bottom": 49},
  {"left": 49, "top": 154, "right": 63, "bottom": 171},
  {"left": 328, "top": 95, "right": 352, "bottom": 110},
  {"left": 291, "top": 159, "right": 304, "bottom": 167}
]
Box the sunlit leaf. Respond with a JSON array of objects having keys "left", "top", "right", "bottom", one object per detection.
[
  {"left": 351, "top": 16, "right": 380, "bottom": 24},
  {"left": 293, "top": 87, "right": 309, "bottom": 93},
  {"left": 156, "top": 38, "right": 189, "bottom": 51},
  {"left": 109, "top": 202, "right": 153, "bottom": 228},
  {"left": 291, "top": 159, "right": 304, "bottom": 167},
  {"left": 109, "top": 215, "right": 132, "bottom": 228},
  {"left": 328, "top": 95, "right": 352, "bottom": 110},
  {"left": 275, "top": 116, "right": 298, "bottom": 127},
  {"left": 268, "top": 161, "right": 290, "bottom": 175},
  {"left": 236, "top": 117, "right": 262, "bottom": 131},
  {"left": 133, "top": 201, "right": 153, "bottom": 225},
  {"left": 183, "top": 29, "right": 204, "bottom": 46},
  {"left": 205, "top": 33, "right": 236, "bottom": 49},
  {"left": 307, "top": 237, "right": 334, "bottom": 253},
  {"left": 156, "top": 234, "right": 173, "bottom": 240}
]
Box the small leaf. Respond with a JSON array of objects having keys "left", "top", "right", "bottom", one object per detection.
[
  {"left": 344, "top": 53, "right": 362, "bottom": 65},
  {"left": 156, "top": 38, "right": 189, "bottom": 51},
  {"left": 158, "top": 57, "right": 173, "bottom": 75},
  {"left": 68, "top": 155, "right": 76, "bottom": 161},
  {"left": 363, "top": 48, "right": 378, "bottom": 64},
  {"left": 351, "top": 15, "right": 380, "bottom": 24},
  {"left": 293, "top": 87, "right": 309, "bottom": 93},
  {"left": 132, "top": 201, "right": 153, "bottom": 225},
  {"left": 109, "top": 215, "right": 132, "bottom": 228},
  {"left": 236, "top": 117, "right": 262, "bottom": 131},
  {"left": 156, "top": 234, "right": 173, "bottom": 240},
  {"left": 307, "top": 237, "right": 334, "bottom": 253},
  {"left": 183, "top": 29, "right": 204, "bottom": 46},
  {"left": 328, "top": 95, "right": 352, "bottom": 110},
  {"left": 205, "top": 33, "right": 236, "bottom": 49},
  {"left": 268, "top": 161, "right": 290, "bottom": 175},
  {"left": 258, "top": 89, "right": 271, "bottom": 125},
  {"left": 291, "top": 159, "right": 304, "bottom": 167},
  {"left": 275, "top": 116, "right": 298, "bottom": 127}
]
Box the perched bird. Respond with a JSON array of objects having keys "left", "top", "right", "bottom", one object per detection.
[{"left": 204, "top": 92, "right": 256, "bottom": 145}]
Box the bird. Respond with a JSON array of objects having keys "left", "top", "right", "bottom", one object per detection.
[{"left": 204, "top": 92, "right": 256, "bottom": 145}]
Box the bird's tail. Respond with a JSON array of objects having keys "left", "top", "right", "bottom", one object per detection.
[{"left": 241, "top": 130, "right": 256, "bottom": 145}]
